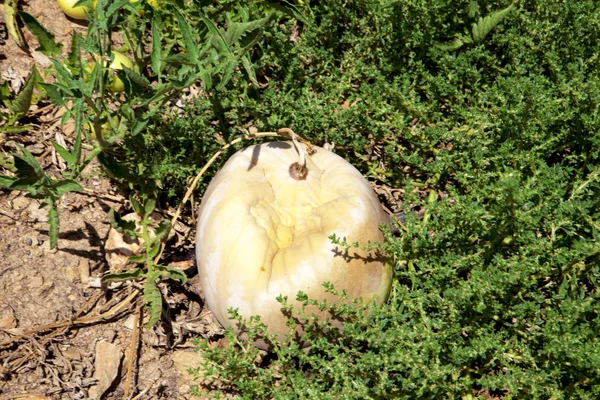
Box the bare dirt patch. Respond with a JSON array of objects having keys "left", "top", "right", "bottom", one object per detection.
[
  {"left": 1, "top": 2, "right": 223, "bottom": 398},
  {"left": 0, "top": 178, "right": 220, "bottom": 399}
]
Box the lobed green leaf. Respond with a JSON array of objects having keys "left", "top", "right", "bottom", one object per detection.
[
  {"left": 102, "top": 268, "right": 144, "bottom": 283},
  {"left": 9, "top": 66, "right": 40, "bottom": 115},
  {"left": 52, "top": 179, "right": 83, "bottom": 196},
  {"left": 471, "top": 5, "right": 514, "bottom": 43},
  {"left": 19, "top": 11, "right": 63, "bottom": 56},
  {"left": 143, "top": 273, "right": 163, "bottom": 328},
  {"left": 108, "top": 208, "right": 138, "bottom": 236},
  {"left": 155, "top": 264, "right": 187, "bottom": 285}
]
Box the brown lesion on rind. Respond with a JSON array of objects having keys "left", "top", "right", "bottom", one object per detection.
[{"left": 289, "top": 162, "right": 309, "bottom": 180}]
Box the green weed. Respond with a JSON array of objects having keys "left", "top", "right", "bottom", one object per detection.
[
  {"left": 1, "top": 0, "right": 599, "bottom": 397},
  {"left": 190, "top": 0, "right": 600, "bottom": 398}
]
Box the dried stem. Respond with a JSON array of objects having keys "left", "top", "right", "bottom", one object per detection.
[
  {"left": 123, "top": 303, "right": 142, "bottom": 399},
  {"left": 0, "top": 290, "right": 139, "bottom": 349},
  {"left": 278, "top": 127, "right": 306, "bottom": 168},
  {"left": 381, "top": 204, "right": 408, "bottom": 233}
]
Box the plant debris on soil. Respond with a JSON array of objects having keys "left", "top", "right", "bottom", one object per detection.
[
  {"left": 1, "top": 1, "right": 436, "bottom": 398},
  {"left": 0, "top": 3, "right": 229, "bottom": 399},
  {"left": 0, "top": 177, "right": 225, "bottom": 399}
]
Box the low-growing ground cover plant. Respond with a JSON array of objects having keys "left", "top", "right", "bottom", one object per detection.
[
  {"left": 191, "top": 0, "right": 600, "bottom": 398},
  {"left": 1, "top": 0, "right": 599, "bottom": 398}
]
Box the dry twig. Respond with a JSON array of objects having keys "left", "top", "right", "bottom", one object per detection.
[
  {"left": 80, "top": 187, "right": 126, "bottom": 203},
  {"left": 381, "top": 204, "right": 408, "bottom": 233},
  {"left": 0, "top": 208, "right": 18, "bottom": 221},
  {"left": 0, "top": 289, "right": 139, "bottom": 350},
  {"left": 123, "top": 303, "right": 142, "bottom": 399}
]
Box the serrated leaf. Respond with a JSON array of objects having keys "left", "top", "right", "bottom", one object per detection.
[
  {"left": 52, "top": 179, "right": 83, "bottom": 196},
  {"left": 147, "top": 240, "right": 161, "bottom": 259},
  {"left": 162, "top": 53, "right": 192, "bottom": 66},
  {"left": 0, "top": 81, "right": 11, "bottom": 101},
  {"left": 217, "top": 60, "right": 236, "bottom": 90},
  {"left": 51, "top": 59, "right": 78, "bottom": 88},
  {"left": 239, "top": 26, "right": 264, "bottom": 52},
  {"left": 48, "top": 205, "right": 59, "bottom": 249},
  {"left": 102, "top": 268, "right": 144, "bottom": 283},
  {"left": 131, "top": 117, "right": 149, "bottom": 136},
  {"left": 435, "top": 37, "right": 467, "bottom": 52},
  {"left": 154, "top": 219, "right": 171, "bottom": 242},
  {"left": 155, "top": 264, "right": 187, "bottom": 285},
  {"left": 201, "top": 14, "right": 231, "bottom": 56},
  {"left": 143, "top": 274, "right": 163, "bottom": 328},
  {"left": 12, "top": 145, "right": 46, "bottom": 185},
  {"left": 241, "top": 55, "right": 258, "bottom": 87},
  {"left": 143, "top": 198, "right": 156, "bottom": 218},
  {"left": 471, "top": 5, "right": 514, "bottom": 44},
  {"left": 5, "top": 0, "right": 25, "bottom": 49},
  {"left": 225, "top": 15, "right": 270, "bottom": 46},
  {"left": 52, "top": 142, "right": 76, "bottom": 166},
  {"left": 120, "top": 66, "right": 152, "bottom": 89},
  {"left": 19, "top": 11, "right": 63, "bottom": 56},
  {"left": 40, "top": 83, "right": 67, "bottom": 106},
  {"left": 468, "top": 0, "right": 479, "bottom": 19},
  {"left": 199, "top": 69, "right": 213, "bottom": 90},
  {"left": 267, "top": 0, "right": 308, "bottom": 24},
  {"left": 9, "top": 178, "right": 38, "bottom": 192},
  {"left": 104, "top": 0, "right": 129, "bottom": 20},
  {"left": 10, "top": 66, "right": 40, "bottom": 115},
  {"left": 50, "top": 82, "right": 76, "bottom": 97},
  {"left": 73, "top": 71, "right": 93, "bottom": 99},
  {"left": 170, "top": 69, "right": 203, "bottom": 89},
  {"left": 128, "top": 254, "right": 146, "bottom": 264},
  {"left": 174, "top": 9, "right": 199, "bottom": 64},
  {"left": 85, "top": 61, "right": 101, "bottom": 94},
  {"left": 68, "top": 32, "right": 82, "bottom": 71},
  {"left": 108, "top": 207, "right": 138, "bottom": 235},
  {"left": 0, "top": 175, "right": 16, "bottom": 188},
  {"left": 130, "top": 197, "right": 144, "bottom": 216}
]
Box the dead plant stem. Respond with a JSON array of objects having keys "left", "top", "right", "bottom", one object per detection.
[
  {"left": 0, "top": 290, "right": 139, "bottom": 349},
  {"left": 123, "top": 303, "right": 142, "bottom": 399}
]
